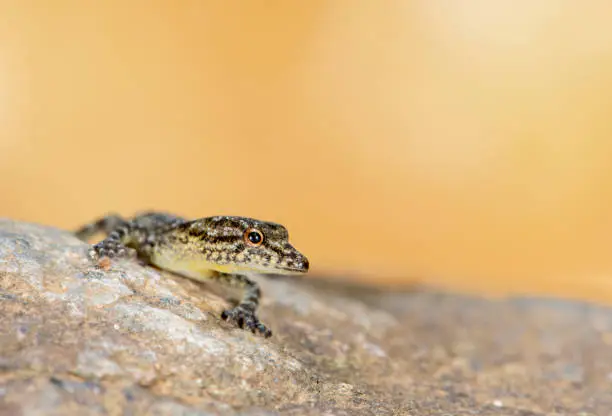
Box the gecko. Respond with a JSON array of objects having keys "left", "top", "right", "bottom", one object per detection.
[{"left": 75, "top": 212, "right": 309, "bottom": 338}]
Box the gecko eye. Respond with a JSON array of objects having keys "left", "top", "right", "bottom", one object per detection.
[{"left": 244, "top": 228, "right": 264, "bottom": 247}]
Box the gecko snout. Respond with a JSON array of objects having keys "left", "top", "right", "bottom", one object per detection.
[
  {"left": 277, "top": 249, "right": 309, "bottom": 274},
  {"left": 292, "top": 254, "right": 309, "bottom": 272},
  {"left": 293, "top": 256, "right": 309, "bottom": 272}
]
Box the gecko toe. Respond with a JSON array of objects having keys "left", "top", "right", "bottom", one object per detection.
[
  {"left": 257, "top": 323, "right": 272, "bottom": 338},
  {"left": 222, "top": 307, "right": 271, "bottom": 337},
  {"left": 87, "top": 247, "right": 99, "bottom": 260}
]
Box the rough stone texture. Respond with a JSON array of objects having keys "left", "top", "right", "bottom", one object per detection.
[{"left": 1, "top": 219, "right": 612, "bottom": 415}]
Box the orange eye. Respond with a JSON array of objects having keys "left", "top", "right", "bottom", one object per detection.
[{"left": 244, "top": 228, "right": 264, "bottom": 246}]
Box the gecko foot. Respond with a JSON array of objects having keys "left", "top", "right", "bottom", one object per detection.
[
  {"left": 88, "top": 241, "right": 136, "bottom": 261},
  {"left": 221, "top": 306, "right": 272, "bottom": 338}
]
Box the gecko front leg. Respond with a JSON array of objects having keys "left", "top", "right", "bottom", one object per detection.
[
  {"left": 77, "top": 216, "right": 149, "bottom": 260},
  {"left": 215, "top": 273, "right": 271, "bottom": 337},
  {"left": 74, "top": 214, "right": 135, "bottom": 259}
]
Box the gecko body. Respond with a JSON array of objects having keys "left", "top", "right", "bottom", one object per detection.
[{"left": 75, "top": 212, "right": 309, "bottom": 337}]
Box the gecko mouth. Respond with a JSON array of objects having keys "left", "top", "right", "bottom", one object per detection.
[
  {"left": 214, "top": 257, "right": 309, "bottom": 275},
  {"left": 276, "top": 267, "right": 307, "bottom": 274},
  {"left": 277, "top": 257, "right": 309, "bottom": 274},
  {"left": 250, "top": 257, "right": 309, "bottom": 275}
]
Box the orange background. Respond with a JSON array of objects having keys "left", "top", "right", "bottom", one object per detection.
[{"left": 2, "top": 1, "right": 612, "bottom": 303}]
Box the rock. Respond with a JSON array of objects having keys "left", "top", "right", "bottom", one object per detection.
[{"left": 1, "top": 218, "right": 612, "bottom": 415}]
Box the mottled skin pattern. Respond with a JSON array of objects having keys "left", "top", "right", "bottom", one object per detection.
[{"left": 75, "top": 212, "right": 309, "bottom": 337}]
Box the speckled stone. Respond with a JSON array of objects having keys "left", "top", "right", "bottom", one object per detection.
[{"left": 1, "top": 218, "right": 612, "bottom": 415}]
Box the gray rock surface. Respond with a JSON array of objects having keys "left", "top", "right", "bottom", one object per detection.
[{"left": 1, "top": 218, "right": 612, "bottom": 415}]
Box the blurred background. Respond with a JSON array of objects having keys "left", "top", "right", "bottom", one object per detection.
[{"left": 2, "top": 1, "right": 612, "bottom": 303}]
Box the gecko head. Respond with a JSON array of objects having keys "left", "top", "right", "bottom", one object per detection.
[{"left": 180, "top": 216, "right": 309, "bottom": 275}]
